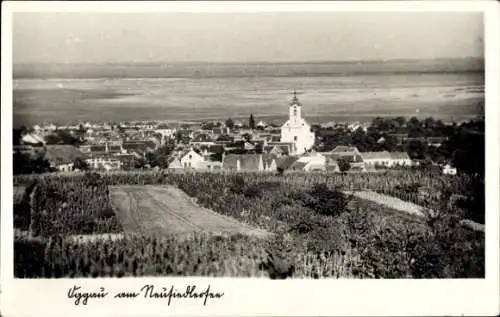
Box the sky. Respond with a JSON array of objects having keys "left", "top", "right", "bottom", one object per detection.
[{"left": 13, "top": 12, "right": 483, "bottom": 64}]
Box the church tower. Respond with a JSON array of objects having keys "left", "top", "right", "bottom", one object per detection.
[
  {"left": 289, "top": 90, "right": 302, "bottom": 125},
  {"left": 280, "top": 90, "right": 315, "bottom": 155}
]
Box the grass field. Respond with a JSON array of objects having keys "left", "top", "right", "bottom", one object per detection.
[{"left": 109, "top": 185, "right": 269, "bottom": 237}]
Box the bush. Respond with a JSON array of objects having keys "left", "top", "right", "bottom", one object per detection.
[{"left": 305, "top": 183, "right": 351, "bottom": 217}]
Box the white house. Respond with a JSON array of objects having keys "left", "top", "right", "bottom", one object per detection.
[
  {"left": 290, "top": 152, "right": 326, "bottom": 172},
  {"left": 169, "top": 148, "right": 205, "bottom": 169},
  {"left": 85, "top": 156, "right": 122, "bottom": 171},
  {"left": 280, "top": 92, "right": 315, "bottom": 155},
  {"left": 360, "top": 151, "right": 412, "bottom": 167},
  {"left": 21, "top": 133, "right": 46, "bottom": 145},
  {"left": 389, "top": 152, "right": 412, "bottom": 166},
  {"left": 155, "top": 124, "right": 176, "bottom": 139},
  {"left": 256, "top": 120, "right": 268, "bottom": 128},
  {"left": 360, "top": 151, "right": 392, "bottom": 167}
]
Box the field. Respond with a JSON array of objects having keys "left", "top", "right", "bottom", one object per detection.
[
  {"left": 13, "top": 170, "right": 485, "bottom": 279},
  {"left": 108, "top": 185, "right": 269, "bottom": 237}
]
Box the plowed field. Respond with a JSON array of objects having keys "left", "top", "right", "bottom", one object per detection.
[{"left": 108, "top": 185, "right": 269, "bottom": 237}]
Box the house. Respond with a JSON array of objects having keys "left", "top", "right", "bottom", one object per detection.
[
  {"left": 168, "top": 148, "right": 205, "bottom": 169},
  {"left": 389, "top": 152, "right": 412, "bottom": 166},
  {"left": 44, "top": 145, "right": 86, "bottom": 172},
  {"left": 222, "top": 154, "right": 277, "bottom": 172},
  {"left": 360, "top": 151, "right": 412, "bottom": 168},
  {"left": 267, "top": 142, "right": 294, "bottom": 156},
  {"left": 427, "top": 137, "right": 448, "bottom": 147},
  {"left": 325, "top": 151, "right": 365, "bottom": 172},
  {"left": 122, "top": 141, "right": 156, "bottom": 158},
  {"left": 280, "top": 92, "right": 315, "bottom": 154},
  {"left": 155, "top": 124, "right": 176, "bottom": 138},
  {"left": 360, "top": 151, "right": 392, "bottom": 167},
  {"left": 190, "top": 133, "right": 215, "bottom": 147},
  {"left": 331, "top": 146, "right": 360, "bottom": 156},
  {"left": 85, "top": 154, "right": 122, "bottom": 171},
  {"left": 387, "top": 133, "right": 408, "bottom": 145},
  {"left": 289, "top": 152, "right": 326, "bottom": 172},
  {"left": 212, "top": 127, "right": 231, "bottom": 136},
  {"left": 256, "top": 120, "right": 268, "bottom": 129},
  {"left": 21, "top": 133, "right": 46, "bottom": 146},
  {"left": 263, "top": 145, "right": 285, "bottom": 157}
]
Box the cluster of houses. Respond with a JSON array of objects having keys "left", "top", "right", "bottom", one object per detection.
[
  {"left": 14, "top": 92, "right": 457, "bottom": 175},
  {"left": 162, "top": 144, "right": 415, "bottom": 173}
]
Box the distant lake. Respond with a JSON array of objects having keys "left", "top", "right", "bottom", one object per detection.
[{"left": 13, "top": 59, "right": 484, "bottom": 127}]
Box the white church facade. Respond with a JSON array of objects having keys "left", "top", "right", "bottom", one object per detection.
[{"left": 280, "top": 92, "right": 315, "bottom": 155}]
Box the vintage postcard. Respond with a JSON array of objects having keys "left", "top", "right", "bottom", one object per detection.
[{"left": 1, "top": 1, "right": 499, "bottom": 316}]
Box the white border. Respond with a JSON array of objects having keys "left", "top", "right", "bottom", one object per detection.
[{"left": 1, "top": 2, "right": 499, "bottom": 317}]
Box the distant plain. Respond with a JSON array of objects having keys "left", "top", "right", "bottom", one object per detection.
[{"left": 13, "top": 59, "right": 484, "bottom": 127}]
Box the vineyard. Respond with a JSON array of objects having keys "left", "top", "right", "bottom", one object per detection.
[
  {"left": 14, "top": 170, "right": 485, "bottom": 278},
  {"left": 108, "top": 185, "right": 269, "bottom": 237}
]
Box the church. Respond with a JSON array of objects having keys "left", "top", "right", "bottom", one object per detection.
[{"left": 280, "top": 91, "right": 315, "bottom": 155}]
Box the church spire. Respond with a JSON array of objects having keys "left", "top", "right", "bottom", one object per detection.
[{"left": 291, "top": 90, "right": 301, "bottom": 106}]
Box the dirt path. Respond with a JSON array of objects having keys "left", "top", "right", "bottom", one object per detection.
[
  {"left": 109, "top": 185, "right": 269, "bottom": 237},
  {"left": 344, "top": 190, "right": 426, "bottom": 217},
  {"left": 345, "top": 190, "right": 484, "bottom": 232}
]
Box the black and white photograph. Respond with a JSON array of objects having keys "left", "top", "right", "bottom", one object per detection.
[{"left": 1, "top": 1, "right": 499, "bottom": 316}]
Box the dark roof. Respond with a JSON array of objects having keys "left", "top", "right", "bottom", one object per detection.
[
  {"left": 90, "top": 145, "right": 106, "bottom": 152},
  {"left": 44, "top": 145, "right": 85, "bottom": 165},
  {"left": 192, "top": 133, "right": 213, "bottom": 142},
  {"left": 325, "top": 153, "right": 361, "bottom": 164},
  {"left": 276, "top": 156, "right": 299, "bottom": 170},
  {"left": 209, "top": 144, "right": 225, "bottom": 154},
  {"left": 216, "top": 135, "right": 234, "bottom": 142},
  {"left": 123, "top": 142, "right": 155, "bottom": 152}
]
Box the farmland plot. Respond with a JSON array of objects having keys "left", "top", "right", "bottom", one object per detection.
[{"left": 109, "top": 185, "right": 269, "bottom": 237}]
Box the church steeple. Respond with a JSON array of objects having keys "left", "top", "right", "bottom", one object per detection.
[
  {"left": 290, "top": 90, "right": 301, "bottom": 106},
  {"left": 289, "top": 90, "right": 302, "bottom": 124}
]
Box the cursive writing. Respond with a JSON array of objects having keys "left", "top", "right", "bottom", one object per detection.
[
  {"left": 140, "top": 284, "right": 224, "bottom": 306},
  {"left": 67, "top": 284, "right": 224, "bottom": 306},
  {"left": 67, "top": 285, "right": 109, "bottom": 306}
]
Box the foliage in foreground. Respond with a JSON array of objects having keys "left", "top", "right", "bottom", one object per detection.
[{"left": 13, "top": 171, "right": 484, "bottom": 278}]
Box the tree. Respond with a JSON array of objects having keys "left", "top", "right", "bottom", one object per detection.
[
  {"left": 45, "top": 130, "right": 83, "bottom": 146},
  {"left": 242, "top": 133, "right": 253, "bottom": 142},
  {"left": 337, "top": 158, "right": 351, "bottom": 173},
  {"left": 13, "top": 151, "right": 53, "bottom": 175},
  {"left": 147, "top": 144, "right": 175, "bottom": 169},
  {"left": 249, "top": 114, "right": 256, "bottom": 130},
  {"left": 406, "top": 140, "right": 428, "bottom": 160},
  {"left": 201, "top": 122, "right": 216, "bottom": 130},
  {"left": 225, "top": 118, "right": 234, "bottom": 129},
  {"left": 73, "top": 157, "right": 89, "bottom": 171}
]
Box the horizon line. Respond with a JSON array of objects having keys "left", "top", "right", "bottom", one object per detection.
[{"left": 13, "top": 56, "right": 484, "bottom": 66}]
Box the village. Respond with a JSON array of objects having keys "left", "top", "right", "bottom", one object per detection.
[{"left": 14, "top": 92, "right": 459, "bottom": 176}]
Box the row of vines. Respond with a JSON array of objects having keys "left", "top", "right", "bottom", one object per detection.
[{"left": 13, "top": 170, "right": 484, "bottom": 278}]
